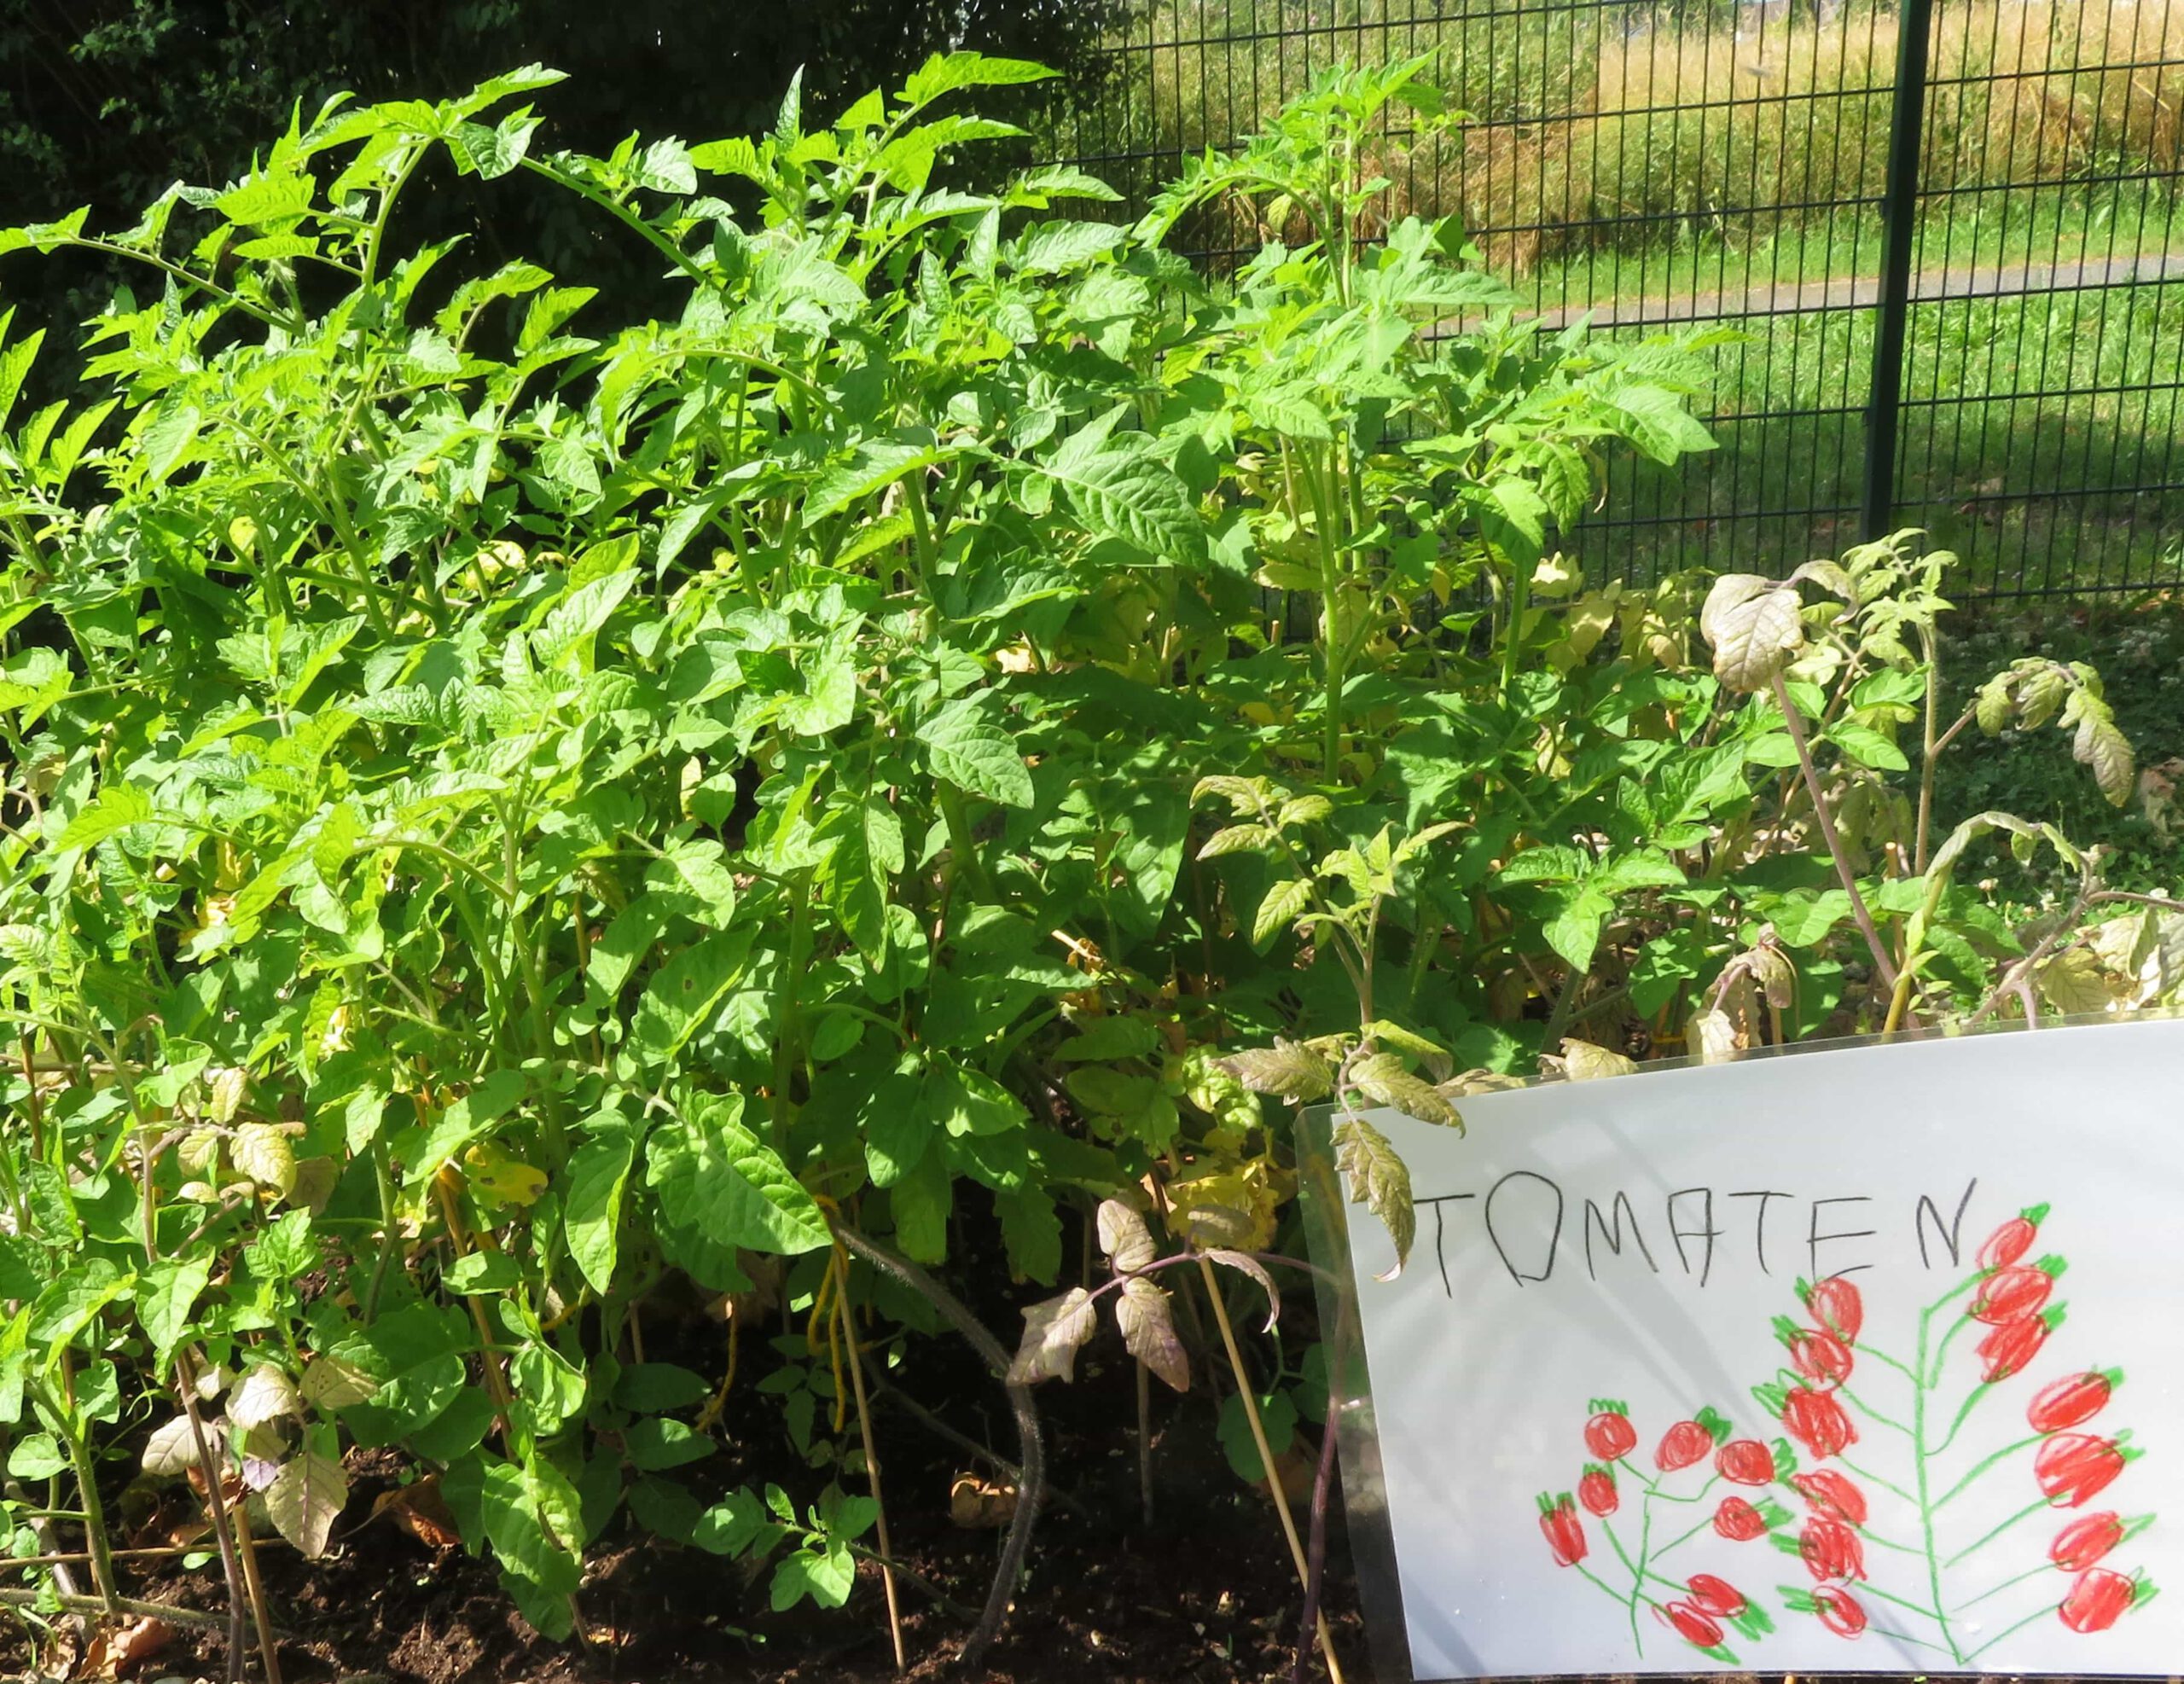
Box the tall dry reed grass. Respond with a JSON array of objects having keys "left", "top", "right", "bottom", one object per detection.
[{"left": 1118, "top": 0, "right": 2181, "bottom": 268}]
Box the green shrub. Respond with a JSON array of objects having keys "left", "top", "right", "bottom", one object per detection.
[{"left": 0, "top": 52, "right": 2164, "bottom": 1664}]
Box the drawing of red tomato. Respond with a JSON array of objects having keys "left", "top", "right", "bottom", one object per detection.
[
  {"left": 1978, "top": 1312, "right": 2051, "bottom": 1383},
  {"left": 1579, "top": 1466, "right": 1618, "bottom": 1517},
  {"left": 1979, "top": 1212, "right": 2040, "bottom": 1271},
  {"left": 1971, "top": 1263, "right": 2054, "bottom": 1325},
  {"left": 1657, "top": 1600, "right": 1724, "bottom": 1648},
  {"left": 1656, "top": 1419, "right": 1713, "bottom": 1472},
  {"left": 1538, "top": 1493, "right": 1587, "bottom": 1566},
  {"left": 2051, "top": 1512, "right": 2125, "bottom": 1571},
  {"left": 1792, "top": 1469, "right": 1869, "bottom": 1525},
  {"left": 1685, "top": 1574, "right": 1746, "bottom": 1618},
  {"left": 1786, "top": 1327, "right": 1854, "bottom": 1387},
  {"left": 2036, "top": 1433, "right": 2129, "bottom": 1507},
  {"left": 1798, "top": 1515, "right": 1867, "bottom": 1582},
  {"left": 1584, "top": 1407, "right": 1637, "bottom": 1462},
  {"left": 1781, "top": 1385, "right": 1857, "bottom": 1460},
  {"left": 1715, "top": 1439, "right": 1774, "bottom": 1485},
  {"left": 2030, "top": 1370, "right": 2114, "bottom": 1433},
  {"left": 1813, "top": 1584, "right": 1867, "bottom": 1638},
  {"left": 1804, "top": 1275, "right": 1863, "bottom": 1343},
  {"left": 2060, "top": 1567, "right": 2138, "bottom": 1634},
  {"left": 1713, "top": 1496, "right": 1767, "bottom": 1542}
]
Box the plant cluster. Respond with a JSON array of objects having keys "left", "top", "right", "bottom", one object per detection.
[{"left": 0, "top": 47, "right": 2172, "bottom": 1677}]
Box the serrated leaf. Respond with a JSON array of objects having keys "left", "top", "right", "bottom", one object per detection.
[
  {"left": 1701, "top": 575, "right": 1803, "bottom": 693},
  {"left": 1199, "top": 823, "right": 1274, "bottom": 860},
  {"left": 1349, "top": 1052, "right": 1461, "bottom": 1129},
  {"left": 1364, "top": 1019, "right": 1446, "bottom": 1060},
  {"left": 1007, "top": 1287, "right": 1097, "bottom": 1385},
  {"left": 807, "top": 439, "right": 938, "bottom": 520},
  {"left": 1220, "top": 1040, "right": 1333, "bottom": 1103},
  {"left": 1560, "top": 1038, "right": 1637, "bottom": 1081},
  {"left": 1037, "top": 433, "right": 1205, "bottom": 567},
  {"left": 230, "top": 1123, "right": 297, "bottom": 1196},
  {"left": 2069, "top": 696, "right": 2134, "bottom": 807},
  {"left": 138, "top": 1256, "right": 211, "bottom": 1364},
  {"left": 1253, "top": 875, "right": 1313, "bottom": 946},
  {"left": 1609, "top": 384, "right": 1716, "bottom": 463},
  {"left": 644, "top": 1095, "right": 830, "bottom": 1287},
  {"left": 917, "top": 696, "right": 1033, "bottom": 808},
  {"left": 1116, "top": 1277, "right": 1189, "bottom": 1391},
  {"left": 902, "top": 51, "right": 1057, "bottom": 108},
  {"left": 207, "top": 1066, "right": 247, "bottom": 1125},
  {"left": 1096, "top": 1199, "right": 1157, "bottom": 1274},
  {"left": 57, "top": 784, "right": 153, "bottom": 851},
  {"left": 1334, "top": 1114, "right": 1414, "bottom": 1275}
]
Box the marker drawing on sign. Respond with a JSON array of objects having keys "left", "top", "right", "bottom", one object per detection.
[
  {"left": 1538, "top": 1399, "right": 1790, "bottom": 1662},
  {"left": 1531, "top": 1201, "right": 2160, "bottom": 1661},
  {"left": 1414, "top": 1178, "right": 1982, "bottom": 1295}
]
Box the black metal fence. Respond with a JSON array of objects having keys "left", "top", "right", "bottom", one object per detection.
[{"left": 1048, "top": 0, "right": 2184, "bottom": 595}]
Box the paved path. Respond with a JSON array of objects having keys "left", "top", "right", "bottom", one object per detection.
[{"left": 1490, "top": 251, "right": 2184, "bottom": 333}]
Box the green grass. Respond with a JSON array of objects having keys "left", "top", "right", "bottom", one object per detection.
[
  {"left": 1517, "top": 177, "right": 2182, "bottom": 314},
  {"left": 1577, "top": 275, "right": 2184, "bottom": 591}
]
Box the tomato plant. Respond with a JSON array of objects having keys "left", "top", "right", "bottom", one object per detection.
[{"left": 0, "top": 49, "right": 2169, "bottom": 1680}]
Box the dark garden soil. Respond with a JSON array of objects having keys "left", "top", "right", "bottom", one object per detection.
[{"left": 23, "top": 1343, "right": 1361, "bottom": 1684}]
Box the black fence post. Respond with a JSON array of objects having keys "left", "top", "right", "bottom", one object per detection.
[{"left": 1862, "top": 0, "right": 1937, "bottom": 543}]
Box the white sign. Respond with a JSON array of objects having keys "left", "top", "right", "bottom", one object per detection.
[{"left": 1333, "top": 1018, "right": 2184, "bottom": 1678}]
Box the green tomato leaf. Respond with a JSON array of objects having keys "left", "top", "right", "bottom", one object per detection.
[
  {"left": 644, "top": 1095, "right": 830, "bottom": 1289},
  {"left": 917, "top": 695, "right": 1033, "bottom": 807}
]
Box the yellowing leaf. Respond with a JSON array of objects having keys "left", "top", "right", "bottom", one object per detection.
[
  {"left": 1560, "top": 1038, "right": 1637, "bottom": 1081},
  {"left": 207, "top": 1066, "right": 247, "bottom": 1125},
  {"left": 1333, "top": 1114, "right": 1414, "bottom": 1275},
  {"left": 1006, "top": 1287, "right": 1096, "bottom": 1385},
  {"left": 230, "top": 1122, "right": 297, "bottom": 1196},
  {"left": 463, "top": 1141, "right": 548, "bottom": 1208},
  {"left": 1700, "top": 574, "right": 1803, "bottom": 693},
  {"left": 229, "top": 1364, "right": 300, "bottom": 1430},
  {"left": 1095, "top": 1199, "right": 1156, "bottom": 1274},
  {"left": 1116, "top": 1277, "right": 1189, "bottom": 1392},
  {"left": 264, "top": 1434, "right": 348, "bottom": 1559}
]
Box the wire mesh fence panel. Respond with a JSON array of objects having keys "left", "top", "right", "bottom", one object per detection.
[{"left": 1046, "top": 0, "right": 2184, "bottom": 595}]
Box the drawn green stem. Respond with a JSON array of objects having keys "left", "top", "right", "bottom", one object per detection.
[
  {"left": 1955, "top": 1561, "right": 2053, "bottom": 1612},
  {"left": 1625, "top": 1491, "right": 1658, "bottom": 1655},
  {"left": 1838, "top": 1384, "right": 1914, "bottom": 1436},
  {"left": 1838, "top": 1454, "right": 1920, "bottom": 1506},
  {"left": 1945, "top": 1497, "right": 2049, "bottom": 1568},
  {"left": 1866, "top": 1621, "right": 1959, "bottom": 1656},
  {"left": 1966, "top": 1599, "right": 2064, "bottom": 1663},
  {"left": 1933, "top": 1378, "right": 1995, "bottom": 1455},
  {"left": 1653, "top": 1512, "right": 1716, "bottom": 1558},
  {"left": 1911, "top": 1289, "right": 1965, "bottom": 1662},
  {"left": 1936, "top": 1433, "right": 2045, "bottom": 1510}
]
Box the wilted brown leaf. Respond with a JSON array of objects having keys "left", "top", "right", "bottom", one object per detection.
[
  {"left": 948, "top": 1472, "right": 1019, "bottom": 1529},
  {"left": 374, "top": 1473, "right": 461, "bottom": 1550}
]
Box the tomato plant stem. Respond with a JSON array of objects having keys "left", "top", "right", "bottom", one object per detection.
[
  {"left": 839, "top": 1296, "right": 905, "bottom": 1673},
  {"left": 1770, "top": 671, "right": 1899, "bottom": 992},
  {"left": 1195, "top": 1255, "right": 1346, "bottom": 1684}
]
